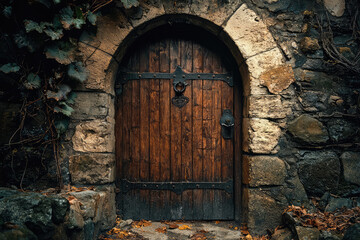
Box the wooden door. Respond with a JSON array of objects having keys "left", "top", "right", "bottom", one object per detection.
[{"left": 116, "top": 35, "right": 240, "bottom": 220}]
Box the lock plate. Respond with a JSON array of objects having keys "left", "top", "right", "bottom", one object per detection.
[{"left": 220, "top": 109, "right": 235, "bottom": 139}]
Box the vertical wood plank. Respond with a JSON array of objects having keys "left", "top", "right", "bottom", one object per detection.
[
  {"left": 149, "top": 40, "right": 161, "bottom": 220},
  {"left": 212, "top": 53, "right": 223, "bottom": 219},
  {"left": 221, "top": 67, "right": 235, "bottom": 219},
  {"left": 139, "top": 43, "right": 150, "bottom": 219},
  {"left": 169, "top": 38, "right": 183, "bottom": 219},
  {"left": 202, "top": 48, "right": 215, "bottom": 219},
  {"left": 180, "top": 39, "right": 193, "bottom": 219},
  {"left": 159, "top": 39, "right": 171, "bottom": 219},
  {"left": 192, "top": 42, "right": 204, "bottom": 220}
]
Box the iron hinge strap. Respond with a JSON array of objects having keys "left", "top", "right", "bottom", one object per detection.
[
  {"left": 116, "top": 65, "right": 233, "bottom": 90},
  {"left": 119, "top": 179, "right": 233, "bottom": 195}
]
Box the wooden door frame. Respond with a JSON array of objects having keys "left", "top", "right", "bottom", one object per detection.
[{"left": 114, "top": 21, "right": 244, "bottom": 222}]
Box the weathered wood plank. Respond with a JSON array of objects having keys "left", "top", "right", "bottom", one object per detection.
[
  {"left": 212, "top": 52, "right": 223, "bottom": 219},
  {"left": 139, "top": 43, "right": 150, "bottom": 219},
  {"left": 159, "top": 39, "right": 171, "bottom": 219},
  {"left": 192, "top": 42, "right": 204, "bottom": 220},
  {"left": 149, "top": 41, "right": 161, "bottom": 220},
  {"left": 169, "top": 38, "right": 183, "bottom": 219},
  {"left": 221, "top": 67, "right": 235, "bottom": 220},
  {"left": 180, "top": 39, "right": 193, "bottom": 219},
  {"left": 202, "top": 47, "right": 214, "bottom": 220}
]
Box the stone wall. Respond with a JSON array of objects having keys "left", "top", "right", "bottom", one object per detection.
[{"left": 57, "top": 0, "right": 360, "bottom": 237}]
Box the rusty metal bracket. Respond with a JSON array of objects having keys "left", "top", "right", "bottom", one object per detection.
[{"left": 119, "top": 179, "right": 233, "bottom": 195}]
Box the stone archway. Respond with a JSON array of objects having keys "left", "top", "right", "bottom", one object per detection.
[{"left": 68, "top": 2, "right": 295, "bottom": 234}]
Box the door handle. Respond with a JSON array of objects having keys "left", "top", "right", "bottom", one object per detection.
[{"left": 220, "top": 109, "right": 234, "bottom": 139}]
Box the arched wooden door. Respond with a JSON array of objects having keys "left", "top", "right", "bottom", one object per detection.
[{"left": 115, "top": 32, "right": 241, "bottom": 220}]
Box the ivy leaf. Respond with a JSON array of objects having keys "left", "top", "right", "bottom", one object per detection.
[
  {"left": 46, "top": 84, "right": 71, "bottom": 101},
  {"left": 66, "top": 92, "right": 77, "bottom": 104},
  {"left": 44, "top": 28, "right": 64, "bottom": 40},
  {"left": 87, "top": 11, "right": 97, "bottom": 25},
  {"left": 59, "top": 6, "right": 85, "bottom": 30},
  {"left": 53, "top": 0, "right": 61, "bottom": 4},
  {"left": 121, "top": 0, "right": 139, "bottom": 9},
  {"left": 3, "top": 6, "right": 12, "bottom": 18},
  {"left": 45, "top": 41, "right": 75, "bottom": 65},
  {"left": 54, "top": 118, "right": 69, "bottom": 135},
  {"left": 24, "top": 73, "right": 41, "bottom": 90},
  {"left": 68, "top": 62, "right": 88, "bottom": 82},
  {"left": 24, "top": 20, "right": 49, "bottom": 33},
  {"left": 0, "top": 63, "right": 20, "bottom": 73},
  {"left": 54, "top": 102, "right": 74, "bottom": 116}
]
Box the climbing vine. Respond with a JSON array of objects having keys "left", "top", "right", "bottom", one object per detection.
[{"left": 0, "top": 0, "right": 138, "bottom": 189}]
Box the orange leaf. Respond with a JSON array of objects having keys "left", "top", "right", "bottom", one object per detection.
[
  {"left": 155, "top": 226, "right": 167, "bottom": 233},
  {"left": 178, "top": 224, "right": 192, "bottom": 230}
]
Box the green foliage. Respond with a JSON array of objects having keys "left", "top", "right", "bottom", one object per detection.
[
  {"left": 54, "top": 101, "right": 74, "bottom": 116},
  {"left": 0, "top": 63, "right": 20, "bottom": 73},
  {"left": 59, "top": 6, "right": 85, "bottom": 30},
  {"left": 24, "top": 73, "right": 41, "bottom": 90},
  {"left": 0, "top": 0, "right": 128, "bottom": 188},
  {"left": 54, "top": 118, "right": 69, "bottom": 135},
  {"left": 46, "top": 84, "right": 71, "bottom": 101},
  {"left": 68, "top": 62, "right": 88, "bottom": 82},
  {"left": 45, "top": 41, "right": 76, "bottom": 64},
  {"left": 121, "top": 0, "right": 140, "bottom": 9}
]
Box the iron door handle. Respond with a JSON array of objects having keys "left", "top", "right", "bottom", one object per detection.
[{"left": 220, "top": 109, "right": 234, "bottom": 139}]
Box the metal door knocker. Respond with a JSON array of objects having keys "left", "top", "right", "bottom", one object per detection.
[
  {"left": 220, "top": 109, "right": 235, "bottom": 139},
  {"left": 171, "top": 82, "right": 189, "bottom": 108}
]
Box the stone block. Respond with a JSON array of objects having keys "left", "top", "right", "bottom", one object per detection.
[
  {"left": 297, "top": 151, "right": 340, "bottom": 196},
  {"left": 246, "top": 48, "right": 284, "bottom": 79},
  {"left": 95, "top": 185, "right": 116, "bottom": 230},
  {"left": 247, "top": 188, "right": 285, "bottom": 235},
  {"left": 79, "top": 49, "right": 114, "bottom": 93},
  {"left": 328, "top": 119, "right": 357, "bottom": 143},
  {"left": 72, "top": 120, "right": 115, "bottom": 153},
  {"left": 325, "top": 197, "right": 353, "bottom": 212},
  {"left": 340, "top": 152, "right": 360, "bottom": 185},
  {"left": 224, "top": 4, "right": 278, "bottom": 59},
  {"left": 72, "top": 92, "right": 113, "bottom": 120},
  {"left": 245, "top": 95, "right": 291, "bottom": 119},
  {"left": 295, "top": 226, "right": 320, "bottom": 240},
  {"left": 163, "top": 0, "right": 242, "bottom": 26},
  {"left": 69, "top": 154, "right": 115, "bottom": 185},
  {"left": 299, "top": 37, "right": 320, "bottom": 54},
  {"left": 283, "top": 174, "right": 308, "bottom": 206},
  {"left": 244, "top": 155, "right": 286, "bottom": 187},
  {"left": 243, "top": 118, "right": 281, "bottom": 154},
  {"left": 259, "top": 64, "right": 295, "bottom": 94},
  {"left": 67, "top": 200, "right": 84, "bottom": 230},
  {"left": 324, "top": 0, "right": 345, "bottom": 17},
  {"left": 288, "top": 115, "right": 329, "bottom": 144},
  {"left": 69, "top": 191, "right": 100, "bottom": 219},
  {"left": 129, "top": 2, "right": 165, "bottom": 28}
]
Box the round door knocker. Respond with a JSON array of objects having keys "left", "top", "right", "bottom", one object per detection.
[{"left": 173, "top": 81, "right": 187, "bottom": 94}]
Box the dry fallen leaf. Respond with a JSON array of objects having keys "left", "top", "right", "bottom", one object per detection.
[
  {"left": 178, "top": 224, "right": 192, "bottom": 230},
  {"left": 155, "top": 226, "right": 167, "bottom": 233},
  {"left": 190, "top": 232, "right": 207, "bottom": 240},
  {"left": 132, "top": 219, "right": 152, "bottom": 228},
  {"left": 215, "top": 221, "right": 220, "bottom": 224}
]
